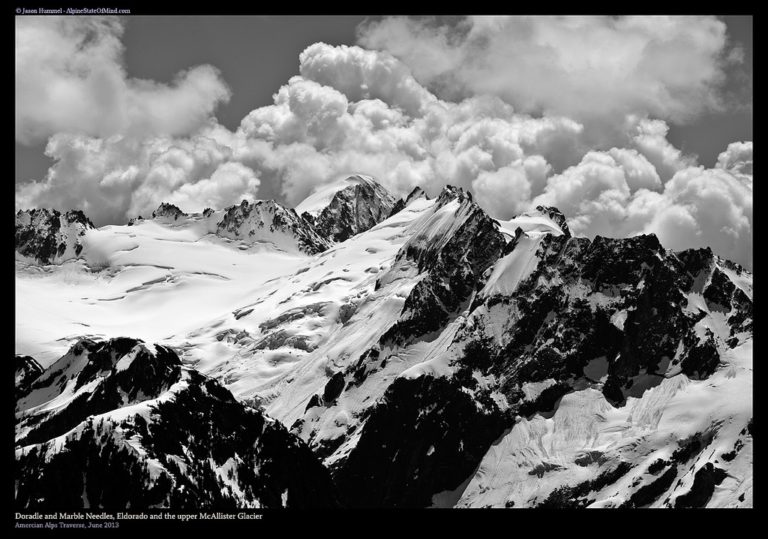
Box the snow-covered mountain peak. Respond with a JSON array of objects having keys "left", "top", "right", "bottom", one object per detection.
[
  {"left": 296, "top": 174, "right": 379, "bottom": 216},
  {"left": 15, "top": 208, "right": 94, "bottom": 264},
  {"left": 14, "top": 180, "right": 753, "bottom": 509},
  {"left": 15, "top": 338, "right": 340, "bottom": 508},
  {"left": 15, "top": 337, "right": 183, "bottom": 446},
  {"left": 384, "top": 186, "right": 430, "bottom": 220},
  {"left": 496, "top": 205, "right": 571, "bottom": 241},
  {"left": 304, "top": 175, "right": 398, "bottom": 243},
  {"left": 15, "top": 355, "right": 43, "bottom": 397},
  {"left": 346, "top": 173, "right": 379, "bottom": 188},
  {"left": 405, "top": 186, "right": 428, "bottom": 205},
  {"left": 151, "top": 202, "right": 187, "bottom": 222},
  {"left": 216, "top": 198, "right": 331, "bottom": 255},
  {"left": 434, "top": 184, "right": 474, "bottom": 207}
]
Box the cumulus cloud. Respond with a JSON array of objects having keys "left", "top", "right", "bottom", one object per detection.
[
  {"left": 15, "top": 16, "right": 230, "bottom": 144},
  {"left": 716, "top": 141, "right": 752, "bottom": 175},
  {"left": 299, "top": 43, "right": 435, "bottom": 117},
  {"left": 15, "top": 27, "right": 752, "bottom": 269},
  {"left": 650, "top": 166, "right": 752, "bottom": 266},
  {"left": 16, "top": 125, "right": 260, "bottom": 224},
  {"left": 626, "top": 116, "right": 696, "bottom": 181},
  {"left": 358, "top": 15, "right": 740, "bottom": 125},
  {"left": 472, "top": 156, "right": 550, "bottom": 218},
  {"left": 533, "top": 147, "right": 752, "bottom": 268},
  {"left": 235, "top": 65, "right": 585, "bottom": 209}
]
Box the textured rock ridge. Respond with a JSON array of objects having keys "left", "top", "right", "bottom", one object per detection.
[
  {"left": 216, "top": 199, "right": 332, "bottom": 255},
  {"left": 15, "top": 208, "right": 94, "bottom": 264},
  {"left": 312, "top": 175, "right": 398, "bottom": 242},
  {"left": 15, "top": 338, "right": 339, "bottom": 509}
]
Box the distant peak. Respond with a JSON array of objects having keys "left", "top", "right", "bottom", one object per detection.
[
  {"left": 216, "top": 198, "right": 330, "bottom": 255},
  {"left": 405, "top": 186, "right": 428, "bottom": 204},
  {"left": 346, "top": 174, "right": 378, "bottom": 186},
  {"left": 152, "top": 202, "right": 186, "bottom": 221},
  {"left": 15, "top": 207, "right": 94, "bottom": 264},
  {"left": 295, "top": 174, "right": 390, "bottom": 218},
  {"left": 436, "top": 185, "right": 473, "bottom": 207},
  {"left": 338, "top": 175, "right": 391, "bottom": 200},
  {"left": 63, "top": 210, "right": 95, "bottom": 228},
  {"left": 309, "top": 175, "right": 397, "bottom": 243},
  {"left": 16, "top": 207, "right": 94, "bottom": 228}
]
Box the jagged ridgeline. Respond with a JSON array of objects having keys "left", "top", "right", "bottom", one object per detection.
[
  {"left": 15, "top": 339, "right": 338, "bottom": 509},
  {"left": 15, "top": 208, "right": 94, "bottom": 264},
  {"left": 300, "top": 174, "right": 398, "bottom": 242},
  {"left": 15, "top": 175, "right": 752, "bottom": 508}
]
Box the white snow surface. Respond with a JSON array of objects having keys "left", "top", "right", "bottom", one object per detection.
[
  {"left": 496, "top": 212, "right": 565, "bottom": 241},
  {"left": 480, "top": 233, "right": 543, "bottom": 298},
  {"left": 15, "top": 196, "right": 451, "bottom": 435},
  {"left": 15, "top": 189, "right": 752, "bottom": 509},
  {"left": 451, "top": 338, "right": 752, "bottom": 508},
  {"left": 15, "top": 216, "right": 304, "bottom": 366},
  {"left": 16, "top": 190, "right": 483, "bottom": 470}
]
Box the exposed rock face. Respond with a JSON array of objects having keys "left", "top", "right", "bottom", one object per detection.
[
  {"left": 15, "top": 338, "right": 339, "bottom": 509},
  {"left": 387, "top": 199, "right": 406, "bottom": 218},
  {"left": 289, "top": 191, "right": 752, "bottom": 509},
  {"left": 334, "top": 374, "right": 509, "bottom": 507},
  {"left": 13, "top": 179, "right": 752, "bottom": 509},
  {"left": 15, "top": 355, "right": 43, "bottom": 399},
  {"left": 15, "top": 208, "right": 94, "bottom": 264},
  {"left": 534, "top": 205, "right": 571, "bottom": 237},
  {"left": 405, "top": 186, "right": 428, "bottom": 205},
  {"left": 378, "top": 186, "right": 507, "bottom": 346},
  {"left": 387, "top": 186, "right": 429, "bottom": 219},
  {"left": 216, "top": 199, "right": 331, "bottom": 255},
  {"left": 151, "top": 202, "right": 186, "bottom": 222},
  {"left": 461, "top": 230, "right": 753, "bottom": 409},
  {"left": 312, "top": 175, "right": 398, "bottom": 242}
]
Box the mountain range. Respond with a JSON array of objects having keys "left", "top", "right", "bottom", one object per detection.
[{"left": 15, "top": 174, "right": 753, "bottom": 509}]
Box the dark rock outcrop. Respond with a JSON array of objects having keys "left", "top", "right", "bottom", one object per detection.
[
  {"left": 15, "top": 208, "right": 94, "bottom": 264},
  {"left": 15, "top": 340, "right": 339, "bottom": 509},
  {"left": 312, "top": 175, "right": 397, "bottom": 242},
  {"left": 151, "top": 202, "right": 186, "bottom": 221},
  {"left": 216, "top": 199, "right": 331, "bottom": 255},
  {"left": 333, "top": 374, "right": 510, "bottom": 507},
  {"left": 379, "top": 186, "right": 507, "bottom": 346},
  {"left": 15, "top": 355, "right": 44, "bottom": 399}
]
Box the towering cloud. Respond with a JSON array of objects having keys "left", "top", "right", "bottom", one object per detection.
[
  {"left": 299, "top": 43, "right": 436, "bottom": 117},
  {"left": 532, "top": 144, "right": 752, "bottom": 269},
  {"left": 15, "top": 16, "right": 752, "bottom": 269},
  {"left": 358, "top": 15, "right": 741, "bottom": 125},
  {"left": 15, "top": 126, "right": 260, "bottom": 224}
]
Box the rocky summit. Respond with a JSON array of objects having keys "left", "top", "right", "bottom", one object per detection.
[
  {"left": 15, "top": 338, "right": 338, "bottom": 509},
  {"left": 307, "top": 175, "right": 398, "bottom": 242},
  {"left": 215, "top": 199, "right": 331, "bottom": 255},
  {"left": 14, "top": 175, "right": 752, "bottom": 509},
  {"left": 15, "top": 208, "right": 94, "bottom": 264}
]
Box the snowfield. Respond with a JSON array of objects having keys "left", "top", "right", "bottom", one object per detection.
[
  {"left": 16, "top": 217, "right": 305, "bottom": 366},
  {"left": 453, "top": 339, "right": 752, "bottom": 508},
  {"left": 16, "top": 195, "right": 441, "bottom": 420},
  {"left": 15, "top": 178, "right": 752, "bottom": 509}
]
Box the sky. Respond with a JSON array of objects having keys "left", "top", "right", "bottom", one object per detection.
[{"left": 15, "top": 15, "right": 753, "bottom": 268}]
